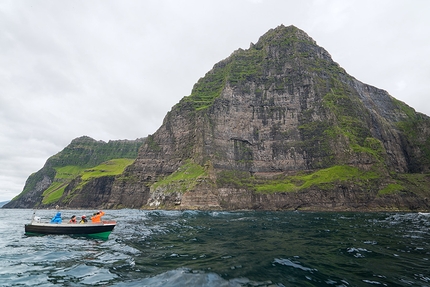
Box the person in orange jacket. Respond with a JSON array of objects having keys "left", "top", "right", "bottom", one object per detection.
[{"left": 91, "top": 210, "right": 105, "bottom": 223}]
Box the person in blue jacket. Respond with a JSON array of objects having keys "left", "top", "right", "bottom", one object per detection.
[{"left": 50, "top": 212, "right": 62, "bottom": 224}]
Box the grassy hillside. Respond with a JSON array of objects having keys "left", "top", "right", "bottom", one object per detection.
[
  {"left": 5, "top": 136, "right": 144, "bottom": 208},
  {"left": 151, "top": 160, "right": 208, "bottom": 193},
  {"left": 42, "top": 158, "right": 135, "bottom": 204}
]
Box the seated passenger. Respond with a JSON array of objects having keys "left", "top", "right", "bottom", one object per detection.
[
  {"left": 50, "top": 212, "right": 62, "bottom": 224},
  {"left": 79, "top": 215, "right": 88, "bottom": 224},
  {"left": 91, "top": 210, "right": 105, "bottom": 223},
  {"left": 69, "top": 215, "right": 77, "bottom": 223}
]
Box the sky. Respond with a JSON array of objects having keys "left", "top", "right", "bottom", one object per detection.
[{"left": 1, "top": 0, "right": 429, "bottom": 202}]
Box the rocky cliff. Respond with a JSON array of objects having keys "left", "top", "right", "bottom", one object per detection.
[
  {"left": 6, "top": 25, "right": 430, "bottom": 211},
  {"left": 113, "top": 25, "right": 430, "bottom": 211}
]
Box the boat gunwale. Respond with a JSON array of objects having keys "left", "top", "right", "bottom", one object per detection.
[{"left": 26, "top": 221, "right": 116, "bottom": 228}]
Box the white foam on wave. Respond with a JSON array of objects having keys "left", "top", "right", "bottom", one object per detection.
[
  {"left": 273, "top": 258, "right": 316, "bottom": 272},
  {"left": 111, "top": 268, "right": 271, "bottom": 287}
]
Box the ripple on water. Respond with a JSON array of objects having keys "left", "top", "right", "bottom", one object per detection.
[
  {"left": 111, "top": 268, "right": 275, "bottom": 287},
  {"left": 1, "top": 209, "right": 429, "bottom": 286},
  {"left": 56, "top": 264, "right": 118, "bottom": 285}
]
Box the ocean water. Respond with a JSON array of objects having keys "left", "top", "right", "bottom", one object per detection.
[{"left": 0, "top": 209, "right": 429, "bottom": 287}]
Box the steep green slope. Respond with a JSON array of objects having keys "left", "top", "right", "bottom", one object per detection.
[
  {"left": 4, "top": 136, "right": 145, "bottom": 208},
  {"left": 42, "top": 158, "right": 135, "bottom": 204}
]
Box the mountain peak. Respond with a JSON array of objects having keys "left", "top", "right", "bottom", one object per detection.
[
  {"left": 255, "top": 24, "right": 316, "bottom": 47},
  {"left": 184, "top": 25, "right": 335, "bottom": 111}
]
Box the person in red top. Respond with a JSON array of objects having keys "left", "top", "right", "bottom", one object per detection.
[
  {"left": 91, "top": 211, "right": 105, "bottom": 223},
  {"left": 69, "top": 215, "right": 77, "bottom": 224}
]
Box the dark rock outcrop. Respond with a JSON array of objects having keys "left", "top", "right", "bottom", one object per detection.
[{"left": 112, "top": 25, "right": 430, "bottom": 211}]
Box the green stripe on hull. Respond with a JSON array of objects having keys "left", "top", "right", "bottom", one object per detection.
[
  {"left": 25, "top": 231, "right": 113, "bottom": 240},
  {"left": 84, "top": 231, "right": 112, "bottom": 240}
]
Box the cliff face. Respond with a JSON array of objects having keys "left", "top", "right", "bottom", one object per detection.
[{"left": 116, "top": 25, "right": 430, "bottom": 211}]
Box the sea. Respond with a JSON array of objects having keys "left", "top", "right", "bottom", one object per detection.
[{"left": 0, "top": 209, "right": 429, "bottom": 287}]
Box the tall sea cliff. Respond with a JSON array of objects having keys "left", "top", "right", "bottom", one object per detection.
[{"left": 5, "top": 25, "right": 430, "bottom": 211}]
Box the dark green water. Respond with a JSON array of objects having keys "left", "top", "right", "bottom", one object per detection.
[{"left": 1, "top": 209, "right": 429, "bottom": 286}]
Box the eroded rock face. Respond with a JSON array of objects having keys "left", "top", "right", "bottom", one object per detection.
[
  {"left": 65, "top": 176, "right": 115, "bottom": 209},
  {"left": 118, "top": 25, "right": 430, "bottom": 211},
  {"left": 4, "top": 175, "right": 52, "bottom": 208}
]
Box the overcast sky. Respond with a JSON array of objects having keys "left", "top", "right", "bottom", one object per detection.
[{"left": 1, "top": 0, "right": 429, "bottom": 202}]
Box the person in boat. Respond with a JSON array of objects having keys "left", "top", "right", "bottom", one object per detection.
[
  {"left": 79, "top": 215, "right": 88, "bottom": 224},
  {"left": 91, "top": 211, "right": 105, "bottom": 223},
  {"left": 69, "top": 215, "right": 77, "bottom": 224},
  {"left": 50, "top": 212, "right": 62, "bottom": 224}
]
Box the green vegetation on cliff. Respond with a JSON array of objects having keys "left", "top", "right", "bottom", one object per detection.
[
  {"left": 181, "top": 26, "right": 344, "bottom": 110},
  {"left": 181, "top": 25, "right": 319, "bottom": 111},
  {"left": 216, "top": 165, "right": 380, "bottom": 194},
  {"left": 151, "top": 160, "right": 208, "bottom": 193},
  {"left": 41, "top": 165, "right": 85, "bottom": 204},
  {"left": 254, "top": 166, "right": 380, "bottom": 193},
  {"left": 42, "top": 158, "right": 135, "bottom": 205},
  {"left": 6, "top": 136, "right": 144, "bottom": 208},
  {"left": 49, "top": 136, "right": 142, "bottom": 168},
  {"left": 181, "top": 47, "right": 265, "bottom": 111}
]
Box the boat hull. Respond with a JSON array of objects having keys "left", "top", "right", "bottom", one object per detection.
[{"left": 25, "top": 221, "right": 116, "bottom": 240}]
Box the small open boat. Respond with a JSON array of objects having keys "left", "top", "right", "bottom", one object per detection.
[{"left": 25, "top": 220, "right": 116, "bottom": 240}]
